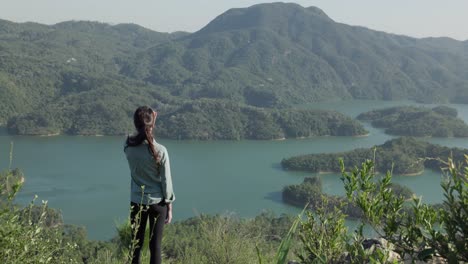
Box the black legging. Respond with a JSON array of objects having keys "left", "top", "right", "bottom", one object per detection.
[{"left": 130, "top": 202, "right": 167, "bottom": 264}]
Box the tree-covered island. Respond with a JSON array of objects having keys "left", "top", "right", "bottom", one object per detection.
[
  {"left": 281, "top": 137, "right": 468, "bottom": 175},
  {"left": 357, "top": 106, "right": 468, "bottom": 137},
  {"left": 155, "top": 100, "right": 368, "bottom": 140},
  {"left": 7, "top": 98, "right": 367, "bottom": 139}
]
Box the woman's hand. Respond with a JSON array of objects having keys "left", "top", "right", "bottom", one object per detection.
[{"left": 165, "top": 203, "right": 172, "bottom": 224}]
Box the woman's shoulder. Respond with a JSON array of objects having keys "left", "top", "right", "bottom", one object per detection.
[{"left": 154, "top": 140, "right": 168, "bottom": 153}]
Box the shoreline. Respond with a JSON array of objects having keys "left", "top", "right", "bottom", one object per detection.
[
  {"left": 14, "top": 132, "right": 124, "bottom": 137},
  {"left": 273, "top": 137, "right": 286, "bottom": 141},
  {"left": 274, "top": 132, "right": 369, "bottom": 141},
  {"left": 354, "top": 133, "right": 370, "bottom": 138},
  {"left": 307, "top": 169, "right": 426, "bottom": 177},
  {"left": 38, "top": 132, "right": 61, "bottom": 137},
  {"left": 318, "top": 171, "right": 335, "bottom": 175},
  {"left": 5, "top": 132, "right": 376, "bottom": 140},
  {"left": 399, "top": 169, "right": 425, "bottom": 176}
]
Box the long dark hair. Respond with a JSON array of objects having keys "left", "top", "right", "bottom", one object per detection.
[{"left": 126, "top": 106, "right": 160, "bottom": 164}]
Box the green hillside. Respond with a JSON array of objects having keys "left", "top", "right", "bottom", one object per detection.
[
  {"left": 0, "top": 19, "right": 181, "bottom": 124},
  {"left": 1, "top": 3, "right": 468, "bottom": 136}
]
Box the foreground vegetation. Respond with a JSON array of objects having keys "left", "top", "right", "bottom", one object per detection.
[
  {"left": 282, "top": 176, "right": 414, "bottom": 219},
  {"left": 1, "top": 151, "right": 467, "bottom": 263},
  {"left": 295, "top": 157, "right": 467, "bottom": 263},
  {"left": 282, "top": 137, "right": 468, "bottom": 174},
  {"left": 1, "top": 173, "right": 293, "bottom": 263},
  {"left": 357, "top": 105, "right": 468, "bottom": 137}
]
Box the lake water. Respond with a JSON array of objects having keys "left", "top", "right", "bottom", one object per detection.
[{"left": 1, "top": 100, "right": 468, "bottom": 240}]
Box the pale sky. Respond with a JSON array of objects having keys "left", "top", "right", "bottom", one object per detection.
[{"left": 0, "top": 0, "right": 467, "bottom": 41}]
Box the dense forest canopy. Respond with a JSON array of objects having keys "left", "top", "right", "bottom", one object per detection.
[
  {"left": 357, "top": 105, "right": 468, "bottom": 137},
  {"left": 1, "top": 3, "right": 468, "bottom": 136},
  {"left": 6, "top": 97, "right": 367, "bottom": 138},
  {"left": 155, "top": 99, "right": 367, "bottom": 140}
]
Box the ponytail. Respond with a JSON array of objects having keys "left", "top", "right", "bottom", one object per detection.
[
  {"left": 145, "top": 125, "right": 160, "bottom": 164},
  {"left": 126, "top": 106, "right": 161, "bottom": 168}
]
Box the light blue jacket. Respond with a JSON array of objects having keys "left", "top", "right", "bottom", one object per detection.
[{"left": 124, "top": 139, "right": 175, "bottom": 205}]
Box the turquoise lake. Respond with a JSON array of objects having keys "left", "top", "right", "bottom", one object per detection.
[{"left": 1, "top": 100, "right": 468, "bottom": 240}]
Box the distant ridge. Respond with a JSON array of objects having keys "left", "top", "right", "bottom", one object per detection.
[{"left": 195, "top": 3, "right": 332, "bottom": 35}]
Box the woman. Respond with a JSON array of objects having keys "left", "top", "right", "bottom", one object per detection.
[{"left": 124, "top": 106, "right": 175, "bottom": 264}]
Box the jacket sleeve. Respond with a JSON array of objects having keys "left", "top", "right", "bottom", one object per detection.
[{"left": 161, "top": 148, "right": 175, "bottom": 203}]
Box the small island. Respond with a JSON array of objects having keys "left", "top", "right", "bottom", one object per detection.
[
  {"left": 281, "top": 137, "right": 468, "bottom": 175},
  {"left": 357, "top": 105, "right": 468, "bottom": 137}
]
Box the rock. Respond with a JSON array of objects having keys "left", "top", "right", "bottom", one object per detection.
[{"left": 360, "top": 238, "right": 401, "bottom": 263}]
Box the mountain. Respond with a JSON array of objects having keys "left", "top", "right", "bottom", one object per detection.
[
  {"left": 121, "top": 2, "right": 468, "bottom": 104},
  {"left": 1, "top": 3, "right": 468, "bottom": 136}
]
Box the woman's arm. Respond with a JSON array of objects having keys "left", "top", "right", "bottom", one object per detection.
[
  {"left": 165, "top": 203, "right": 172, "bottom": 224},
  {"left": 161, "top": 147, "right": 174, "bottom": 224},
  {"left": 160, "top": 148, "right": 175, "bottom": 203}
]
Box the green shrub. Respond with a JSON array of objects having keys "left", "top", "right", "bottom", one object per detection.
[
  {"left": 296, "top": 156, "right": 468, "bottom": 263},
  {"left": 0, "top": 171, "right": 79, "bottom": 263}
]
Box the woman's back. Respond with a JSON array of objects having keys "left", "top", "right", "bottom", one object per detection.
[{"left": 125, "top": 140, "right": 174, "bottom": 205}]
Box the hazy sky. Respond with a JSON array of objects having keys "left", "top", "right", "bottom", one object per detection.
[{"left": 0, "top": 0, "right": 467, "bottom": 40}]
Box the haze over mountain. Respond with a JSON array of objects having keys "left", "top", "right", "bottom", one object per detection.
[{"left": 1, "top": 2, "right": 468, "bottom": 136}]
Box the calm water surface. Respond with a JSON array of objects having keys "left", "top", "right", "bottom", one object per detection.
[{"left": 1, "top": 100, "right": 467, "bottom": 240}]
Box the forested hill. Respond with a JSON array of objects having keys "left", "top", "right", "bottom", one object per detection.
[
  {"left": 1, "top": 2, "right": 468, "bottom": 136},
  {"left": 122, "top": 2, "right": 468, "bottom": 104},
  {"left": 0, "top": 19, "right": 184, "bottom": 125},
  {"left": 281, "top": 137, "right": 468, "bottom": 175}
]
